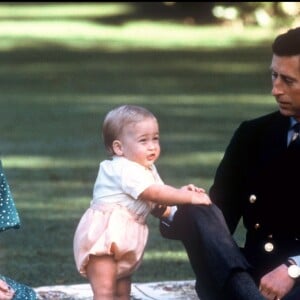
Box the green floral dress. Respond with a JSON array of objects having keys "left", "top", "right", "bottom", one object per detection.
[{"left": 0, "top": 160, "right": 37, "bottom": 300}]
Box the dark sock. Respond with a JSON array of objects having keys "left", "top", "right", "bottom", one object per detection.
[{"left": 224, "top": 270, "right": 264, "bottom": 300}]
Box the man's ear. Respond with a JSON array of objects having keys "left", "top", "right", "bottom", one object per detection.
[{"left": 112, "top": 140, "right": 123, "bottom": 156}]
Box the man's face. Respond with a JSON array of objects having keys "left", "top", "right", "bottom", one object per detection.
[{"left": 271, "top": 54, "right": 300, "bottom": 121}]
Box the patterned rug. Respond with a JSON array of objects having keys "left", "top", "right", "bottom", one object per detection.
[{"left": 35, "top": 280, "right": 198, "bottom": 300}]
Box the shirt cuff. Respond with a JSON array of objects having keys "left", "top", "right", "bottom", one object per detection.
[
  {"left": 166, "top": 206, "right": 178, "bottom": 222},
  {"left": 290, "top": 255, "right": 300, "bottom": 266}
]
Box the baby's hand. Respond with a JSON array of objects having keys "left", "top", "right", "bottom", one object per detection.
[
  {"left": 180, "top": 184, "right": 211, "bottom": 205},
  {"left": 181, "top": 184, "right": 205, "bottom": 193},
  {"left": 191, "top": 191, "right": 211, "bottom": 205}
]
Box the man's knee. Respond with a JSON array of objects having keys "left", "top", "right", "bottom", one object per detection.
[
  {"left": 160, "top": 203, "right": 225, "bottom": 240},
  {"left": 179, "top": 203, "right": 226, "bottom": 230}
]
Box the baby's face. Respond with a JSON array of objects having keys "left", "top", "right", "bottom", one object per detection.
[{"left": 118, "top": 117, "right": 160, "bottom": 168}]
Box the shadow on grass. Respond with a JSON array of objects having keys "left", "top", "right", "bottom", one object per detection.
[
  {"left": 0, "top": 42, "right": 277, "bottom": 285},
  {"left": 1, "top": 45, "right": 271, "bottom": 95}
]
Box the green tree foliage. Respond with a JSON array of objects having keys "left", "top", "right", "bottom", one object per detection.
[
  {"left": 154, "top": 2, "right": 300, "bottom": 28},
  {"left": 211, "top": 2, "right": 300, "bottom": 27}
]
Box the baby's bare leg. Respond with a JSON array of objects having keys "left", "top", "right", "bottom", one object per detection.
[
  {"left": 86, "top": 254, "right": 117, "bottom": 300},
  {"left": 116, "top": 276, "right": 131, "bottom": 300}
]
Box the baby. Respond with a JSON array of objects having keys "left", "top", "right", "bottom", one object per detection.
[{"left": 73, "top": 104, "right": 211, "bottom": 299}]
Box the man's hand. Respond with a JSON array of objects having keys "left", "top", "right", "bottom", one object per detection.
[{"left": 259, "top": 264, "right": 295, "bottom": 300}]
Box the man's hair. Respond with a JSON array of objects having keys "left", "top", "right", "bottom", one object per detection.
[
  {"left": 272, "top": 27, "right": 300, "bottom": 56},
  {"left": 102, "top": 104, "right": 157, "bottom": 155}
]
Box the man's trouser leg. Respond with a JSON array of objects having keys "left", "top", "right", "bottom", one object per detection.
[{"left": 172, "top": 204, "right": 251, "bottom": 299}]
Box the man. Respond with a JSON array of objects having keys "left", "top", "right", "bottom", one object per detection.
[{"left": 161, "top": 27, "right": 300, "bottom": 300}]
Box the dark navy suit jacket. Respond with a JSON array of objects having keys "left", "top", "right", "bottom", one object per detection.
[{"left": 210, "top": 110, "right": 300, "bottom": 277}]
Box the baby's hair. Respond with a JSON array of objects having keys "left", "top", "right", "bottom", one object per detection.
[{"left": 102, "top": 104, "right": 157, "bottom": 155}]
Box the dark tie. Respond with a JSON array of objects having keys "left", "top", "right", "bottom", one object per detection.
[{"left": 289, "top": 123, "right": 300, "bottom": 149}]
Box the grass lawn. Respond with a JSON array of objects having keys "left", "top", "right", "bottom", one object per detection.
[{"left": 0, "top": 3, "right": 279, "bottom": 287}]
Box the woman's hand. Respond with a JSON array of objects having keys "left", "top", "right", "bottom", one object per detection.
[{"left": 0, "top": 280, "right": 14, "bottom": 300}]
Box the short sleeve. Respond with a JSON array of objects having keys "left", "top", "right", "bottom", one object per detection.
[{"left": 119, "top": 161, "right": 157, "bottom": 199}]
